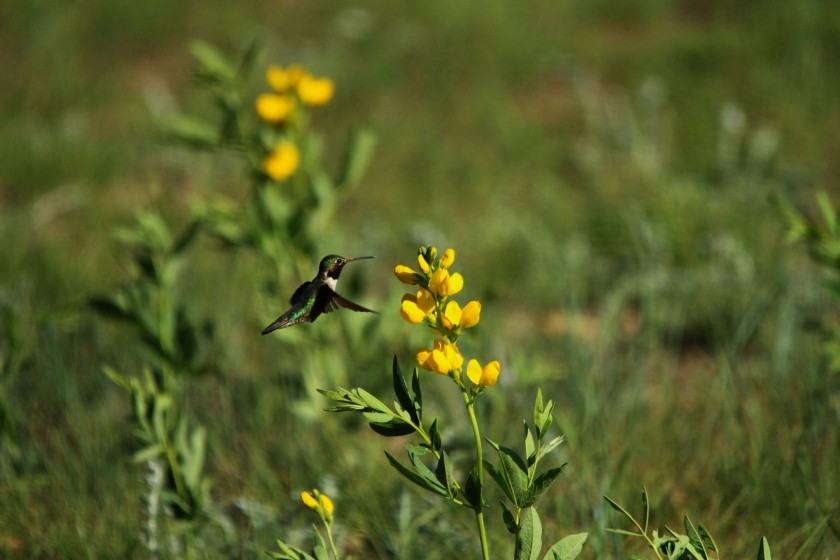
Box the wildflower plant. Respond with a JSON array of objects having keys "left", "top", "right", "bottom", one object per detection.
[
  {"left": 270, "top": 489, "right": 340, "bottom": 560},
  {"left": 169, "top": 41, "right": 375, "bottom": 287},
  {"left": 320, "top": 246, "right": 587, "bottom": 560}
]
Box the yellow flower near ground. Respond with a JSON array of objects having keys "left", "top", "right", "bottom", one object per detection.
[
  {"left": 467, "top": 359, "right": 500, "bottom": 387},
  {"left": 297, "top": 75, "right": 335, "bottom": 106},
  {"left": 263, "top": 141, "right": 300, "bottom": 181},
  {"left": 301, "top": 490, "right": 319, "bottom": 509},
  {"left": 255, "top": 93, "right": 294, "bottom": 124},
  {"left": 319, "top": 493, "right": 334, "bottom": 514}
]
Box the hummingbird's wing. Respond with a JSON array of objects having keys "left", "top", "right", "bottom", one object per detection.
[
  {"left": 289, "top": 281, "right": 312, "bottom": 304},
  {"left": 322, "top": 288, "right": 377, "bottom": 314}
]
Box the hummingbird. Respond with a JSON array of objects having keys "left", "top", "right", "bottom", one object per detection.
[{"left": 261, "top": 255, "right": 376, "bottom": 334}]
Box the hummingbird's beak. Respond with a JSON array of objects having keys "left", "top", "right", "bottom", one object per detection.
[{"left": 346, "top": 256, "right": 375, "bottom": 262}]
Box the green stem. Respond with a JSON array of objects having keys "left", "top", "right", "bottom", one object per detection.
[
  {"left": 324, "top": 520, "right": 340, "bottom": 560},
  {"left": 463, "top": 391, "right": 490, "bottom": 560}
]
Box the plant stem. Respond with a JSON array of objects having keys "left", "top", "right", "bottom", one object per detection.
[
  {"left": 463, "top": 391, "right": 490, "bottom": 560},
  {"left": 324, "top": 521, "right": 340, "bottom": 560}
]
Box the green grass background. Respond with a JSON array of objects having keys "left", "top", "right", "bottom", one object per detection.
[{"left": 2, "top": 0, "right": 839, "bottom": 558}]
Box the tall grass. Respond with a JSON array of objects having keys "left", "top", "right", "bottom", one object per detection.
[{"left": 2, "top": 2, "right": 839, "bottom": 558}]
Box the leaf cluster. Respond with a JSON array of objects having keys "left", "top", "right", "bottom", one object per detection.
[{"left": 605, "top": 487, "right": 773, "bottom": 560}]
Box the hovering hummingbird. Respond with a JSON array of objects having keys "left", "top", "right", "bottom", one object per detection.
[{"left": 261, "top": 255, "right": 376, "bottom": 334}]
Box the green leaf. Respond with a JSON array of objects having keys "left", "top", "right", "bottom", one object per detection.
[
  {"left": 544, "top": 533, "right": 588, "bottom": 560},
  {"left": 189, "top": 40, "right": 236, "bottom": 81},
  {"left": 362, "top": 411, "right": 393, "bottom": 424},
  {"left": 484, "top": 460, "right": 515, "bottom": 503},
  {"left": 522, "top": 465, "right": 566, "bottom": 507},
  {"left": 501, "top": 501, "right": 517, "bottom": 534},
  {"left": 336, "top": 129, "right": 377, "bottom": 190},
  {"left": 525, "top": 423, "right": 536, "bottom": 468},
  {"left": 604, "top": 495, "right": 639, "bottom": 527},
  {"left": 368, "top": 419, "right": 414, "bottom": 437},
  {"left": 392, "top": 356, "right": 419, "bottom": 424},
  {"left": 434, "top": 451, "right": 458, "bottom": 499},
  {"left": 487, "top": 439, "right": 530, "bottom": 506},
  {"left": 384, "top": 451, "right": 448, "bottom": 497},
  {"left": 816, "top": 190, "right": 837, "bottom": 233},
  {"left": 132, "top": 444, "right": 165, "bottom": 463},
  {"left": 410, "top": 367, "right": 423, "bottom": 417},
  {"left": 515, "top": 507, "right": 543, "bottom": 560},
  {"left": 756, "top": 536, "right": 772, "bottom": 560},
  {"left": 697, "top": 524, "right": 718, "bottom": 555},
  {"left": 683, "top": 515, "right": 708, "bottom": 559},
  {"left": 463, "top": 466, "right": 483, "bottom": 510},
  {"left": 355, "top": 388, "right": 391, "bottom": 414},
  {"left": 312, "top": 526, "right": 328, "bottom": 560},
  {"left": 428, "top": 419, "right": 442, "bottom": 453}
]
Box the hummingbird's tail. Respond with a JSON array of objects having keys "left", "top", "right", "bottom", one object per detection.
[{"left": 261, "top": 318, "right": 286, "bottom": 335}]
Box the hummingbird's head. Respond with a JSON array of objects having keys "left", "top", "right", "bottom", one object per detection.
[{"left": 319, "top": 254, "right": 374, "bottom": 280}]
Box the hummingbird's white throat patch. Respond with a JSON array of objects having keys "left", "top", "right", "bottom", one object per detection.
[{"left": 326, "top": 277, "right": 338, "bottom": 290}]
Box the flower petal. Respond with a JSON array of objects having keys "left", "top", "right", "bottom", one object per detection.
[
  {"left": 467, "top": 359, "right": 482, "bottom": 385},
  {"left": 400, "top": 299, "right": 426, "bottom": 324},
  {"left": 394, "top": 264, "right": 418, "bottom": 285},
  {"left": 444, "top": 301, "right": 462, "bottom": 326},
  {"left": 297, "top": 75, "right": 334, "bottom": 106},
  {"left": 481, "top": 361, "right": 501, "bottom": 386},
  {"left": 460, "top": 301, "right": 481, "bottom": 328},
  {"left": 255, "top": 93, "right": 293, "bottom": 123},
  {"left": 440, "top": 248, "right": 455, "bottom": 269}
]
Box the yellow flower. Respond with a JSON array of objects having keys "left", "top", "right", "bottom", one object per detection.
[
  {"left": 297, "top": 75, "right": 335, "bottom": 106},
  {"left": 441, "top": 300, "right": 481, "bottom": 330},
  {"left": 460, "top": 301, "right": 481, "bottom": 328},
  {"left": 428, "top": 269, "right": 463, "bottom": 297},
  {"left": 467, "top": 359, "right": 500, "bottom": 387},
  {"left": 394, "top": 264, "right": 419, "bottom": 285},
  {"left": 439, "top": 248, "right": 455, "bottom": 269},
  {"left": 301, "top": 491, "right": 318, "bottom": 509},
  {"left": 319, "top": 493, "right": 334, "bottom": 515},
  {"left": 255, "top": 93, "right": 294, "bottom": 124},
  {"left": 417, "top": 253, "right": 431, "bottom": 273},
  {"left": 417, "top": 339, "right": 463, "bottom": 374},
  {"left": 263, "top": 141, "right": 300, "bottom": 181},
  {"left": 267, "top": 64, "right": 306, "bottom": 92},
  {"left": 301, "top": 489, "right": 334, "bottom": 523},
  {"left": 400, "top": 289, "right": 434, "bottom": 324}
]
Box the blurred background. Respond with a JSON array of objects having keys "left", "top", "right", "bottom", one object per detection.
[{"left": 2, "top": 1, "right": 839, "bottom": 558}]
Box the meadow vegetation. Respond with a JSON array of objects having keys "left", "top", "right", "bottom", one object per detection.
[{"left": 1, "top": 1, "right": 839, "bottom": 558}]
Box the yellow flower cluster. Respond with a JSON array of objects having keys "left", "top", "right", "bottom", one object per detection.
[
  {"left": 395, "top": 246, "right": 500, "bottom": 389},
  {"left": 256, "top": 64, "right": 335, "bottom": 182},
  {"left": 300, "top": 488, "right": 334, "bottom": 524}
]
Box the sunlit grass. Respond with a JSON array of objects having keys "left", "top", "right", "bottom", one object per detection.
[{"left": 2, "top": 1, "right": 839, "bottom": 558}]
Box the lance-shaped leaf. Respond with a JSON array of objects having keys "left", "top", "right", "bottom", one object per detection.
[
  {"left": 392, "top": 356, "right": 420, "bottom": 425},
  {"left": 514, "top": 507, "right": 543, "bottom": 560},
  {"left": 756, "top": 537, "right": 772, "bottom": 560},
  {"left": 463, "top": 466, "right": 483, "bottom": 510},
  {"left": 521, "top": 465, "right": 566, "bottom": 507},
  {"left": 485, "top": 438, "right": 529, "bottom": 507},
  {"left": 384, "top": 449, "right": 448, "bottom": 497},
  {"left": 434, "top": 451, "right": 459, "bottom": 499},
  {"left": 544, "top": 532, "right": 588, "bottom": 560}
]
